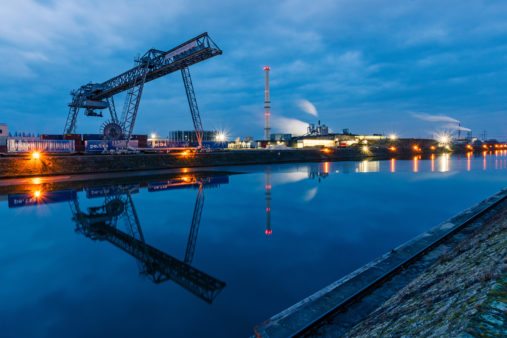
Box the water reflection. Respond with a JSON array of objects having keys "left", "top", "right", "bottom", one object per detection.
[
  {"left": 439, "top": 154, "right": 450, "bottom": 172},
  {"left": 413, "top": 156, "right": 419, "bottom": 173},
  {"left": 8, "top": 174, "right": 230, "bottom": 304},
  {"left": 265, "top": 167, "right": 272, "bottom": 235},
  {"left": 356, "top": 160, "right": 380, "bottom": 173},
  {"left": 390, "top": 158, "right": 396, "bottom": 173}
]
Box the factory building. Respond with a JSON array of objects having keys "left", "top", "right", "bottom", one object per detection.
[
  {"left": 293, "top": 123, "right": 388, "bottom": 148},
  {"left": 270, "top": 133, "right": 292, "bottom": 142},
  {"left": 0, "top": 124, "right": 8, "bottom": 152},
  {"left": 169, "top": 130, "right": 218, "bottom": 142}
]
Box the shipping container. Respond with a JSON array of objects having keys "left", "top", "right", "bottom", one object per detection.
[
  {"left": 82, "top": 134, "right": 103, "bottom": 141},
  {"left": 8, "top": 190, "right": 77, "bottom": 208},
  {"left": 133, "top": 135, "right": 148, "bottom": 148},
  {"left": 85, "top": 140, "right": 138, "bottom": 152},
  {"left": 148, "top": 139, "right": 190, "bottom": 148},
  {"left": 85, "top": 185, "right": 139, "bottom": 199},
  {"left": 7, "top": 139, "right": 75, "bottom": 153},
  {"left": 41, "top": 134, "right": 64, "bottom": 140}
]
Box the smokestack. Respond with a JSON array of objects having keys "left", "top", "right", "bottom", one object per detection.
[{"left": 264, "top": 66, "right": 271, "bottom": 141}]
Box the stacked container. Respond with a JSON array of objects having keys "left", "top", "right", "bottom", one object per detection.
[{"left": 7, "top": 139, "right": 75, "bottom": 153}]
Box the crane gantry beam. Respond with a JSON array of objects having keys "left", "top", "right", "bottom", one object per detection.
[{"left": 64, "top": 32, "right": 222, "bottom": 149}]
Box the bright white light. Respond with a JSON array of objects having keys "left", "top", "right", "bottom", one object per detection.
[
  {"left": 362, "top": 145, "right": 369, "bottom": 152},
  {"left": 150, "top": 133, "right": 157, "bottom": 139},
  {"left": 389, "top": 134, "right": 397, "bottom": 141},
  {"left": 439, "top": 135, "right": 449, "bottom": 144},
  {"left": 215, "top": 132, "right": 227, "bottom": 142}
]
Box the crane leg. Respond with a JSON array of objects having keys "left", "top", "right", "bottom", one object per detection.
[
  {"left": 184, "top": 183, "right": 204, "bottom": 264},
  {"left": 181, "top": 67, "right": 204, "bottom": 149},
  {"left": 107, "top": 96, "right": 119, "bottom": 124},
  {"left": 121, "top": 63, "right": 150, "bottom": 148},
  {"left": 64, "top": 106, "right": 80, "bottom": 134}
]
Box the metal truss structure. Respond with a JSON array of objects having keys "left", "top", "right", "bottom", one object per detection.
[
  {"left": 71, "top": 183, "right": 225, "bottom": 303},
  {"left": 64, "top": 32, "right": 222, "bottom": 148}
]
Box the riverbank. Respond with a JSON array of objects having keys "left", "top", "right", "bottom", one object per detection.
[
  {"left": 254, "top": 188, "right": 507, "bottom": 337},
  {"left": 343, "top": 201, "right": 506, "bottom": 337},
  {"left": 0, "top": 147, "right": 465, "bottom": 178}
]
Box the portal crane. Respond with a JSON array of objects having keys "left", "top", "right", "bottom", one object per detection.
[
  {"left": 64, "top": 32, "right": 222, "bottom": 149},
  {"left": 70, "top": 183, "right": 225, "bottom": 303}
]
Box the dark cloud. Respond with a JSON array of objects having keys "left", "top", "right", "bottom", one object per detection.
[{"left": 0, "top": 0, "right": 506, "bottom": 139}]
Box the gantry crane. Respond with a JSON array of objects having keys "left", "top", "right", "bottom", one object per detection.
[
  {"left": 70, "top": 181, "right": 225, "bottom": 303},
  {"left": 64, "top": 32, "right": 222, "bottom": 149}
]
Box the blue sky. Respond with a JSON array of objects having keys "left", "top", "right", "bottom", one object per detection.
[{"left": 1, "top": 0, "right": 506, "bottom": 140}]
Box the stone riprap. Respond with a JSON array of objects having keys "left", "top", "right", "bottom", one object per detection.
[{"left": 343, "top": 202, "right": 506, "bottom": 337}]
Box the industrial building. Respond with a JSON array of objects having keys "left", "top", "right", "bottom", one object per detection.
[
  {"left": 0, "top": 124, "right": 8, "bottom": 152},
  {"left": 169, "top": 130, "right": 218, "bottom": 142}
]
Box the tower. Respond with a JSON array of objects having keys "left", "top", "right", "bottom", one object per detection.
[{"left": 264, "top": 66, "right": 271, "bottom": 141}]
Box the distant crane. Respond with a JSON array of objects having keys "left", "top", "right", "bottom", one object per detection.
[
  {"left": 70, "top": 181, "right": 225, "bottom": 303},
  {"left": 64, "top": 33, "right": 222, "bottom": 149}
]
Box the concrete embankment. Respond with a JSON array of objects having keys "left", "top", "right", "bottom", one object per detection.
[
  {"left": 0, "top": 147, "right": 453, "bottom": 178},
  {"left": 254, "top": 188, "right": 507, "bottom": 337}
]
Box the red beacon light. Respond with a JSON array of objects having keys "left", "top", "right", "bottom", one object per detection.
[
  {"left": 263, "top": 66, "right": 270, "bottom": 70},
  {"left": 265, "top": 229, "right": 272, "bottom": 235}
]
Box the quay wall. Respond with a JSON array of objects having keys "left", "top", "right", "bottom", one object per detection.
[{"left": 0, "top": 147, "right": 456, "bottom": 178}]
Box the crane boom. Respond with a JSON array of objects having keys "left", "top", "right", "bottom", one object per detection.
[{"left": 64, "top": 32, "right": 222, "bottom": 145}]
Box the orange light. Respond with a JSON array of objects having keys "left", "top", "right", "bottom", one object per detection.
[
  {"left": 429, "top": 145, "right": 436, "bottom": 151},
  {"left": 466, "top": 144, "right": 473, "bottom": 150},
  {"left": 32, "top": 151, "right": 41, "bottom": 160},
  {"left": 33, "top": 190, "right": 42, "bottom": 199},
  {"left": 182, "top": 168, "right": 189, "bottom": 173},
  {"left": 321, "top": 148, "right": 331, "bottom": 153},
  {"left": 388, "top": 146, "right": 397, "bottom": 152},
  {"left": 323, "top": 162, "right": 330, "bottom": 174},
  {"left": 412, "top": 145, "right": 421, "bottom": 152},
  {"left": 482, "top": 144, "right": 488, "bottom": 149}
]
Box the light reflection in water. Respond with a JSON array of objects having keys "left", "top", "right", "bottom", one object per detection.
[
  {"left": 390, "top": 158, "right": 396, "bottom": 173},
  {"left": 483, "top": 151, "right": 487, "bottom": 170},
  {"left": 431, "top": 154, "right": 435, "bottom": 172},
  {"left": 323, "top": 162, "right": 330, "bottom": 174},
  {"left": 467, "top": 152, "right": 472, "bottom": 171},
  {"left": 413, "top": 156, "right": 419, "bottom": 172},
  {"left": 357, "top": 160, "right": 380, "bottom": 173},
  {"left": 439, "top": 153, "right": 450, "bottom": 172}
]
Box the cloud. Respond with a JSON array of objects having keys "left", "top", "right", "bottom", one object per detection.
[
  {"left": 297, "top": 99, "right": 318, "bottom": 117},
  {"left": 411, "top": 113, "right": 460, "bottom": 123}
]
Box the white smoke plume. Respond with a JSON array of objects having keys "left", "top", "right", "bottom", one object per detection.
[
  {"left": 297, "top": 99, "right": 318, "bottom": 117},
  {"left": 412, "top": 112, "right": 459, "bottom": 123},
  {"left": 272, "top": 116, "right": 308, "bottom": 135},
  {"left": 303, "top": 187, "right": 318, "bottom": 202},
  {"left": 443, "top": 123, "right": 472, "bottom": 132}
]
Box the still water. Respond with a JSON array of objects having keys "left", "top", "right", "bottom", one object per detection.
[{"left": 1, "top": 152, "right": 506, "bottom": 337}]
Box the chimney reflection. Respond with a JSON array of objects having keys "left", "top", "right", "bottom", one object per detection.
[
  {"left": 70, "top": 174, "right": 228, "bottom": 304},
  {"left": 265, "top": 167, "right": 272, "bottom": 236}
]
